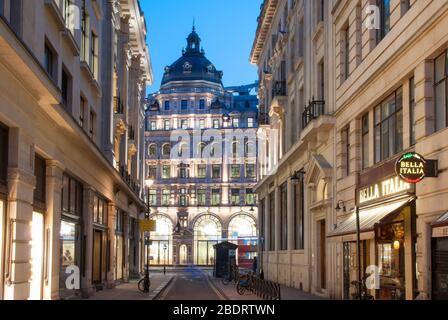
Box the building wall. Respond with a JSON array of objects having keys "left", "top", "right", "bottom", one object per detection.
[{"left": 0, "top": 0, "right": 152, "bottom": 300}]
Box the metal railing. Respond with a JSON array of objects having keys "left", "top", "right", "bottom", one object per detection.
[
  {"left": 237, "top": 272, "right": 281, "bottom": 300},
  {"left": 302, "top": 98, "right": 325, "bottom": 129}
]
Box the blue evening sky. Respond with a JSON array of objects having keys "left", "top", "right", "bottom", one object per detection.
[{"left": 140, "top": 0, "right": 262, "bottom": 94}]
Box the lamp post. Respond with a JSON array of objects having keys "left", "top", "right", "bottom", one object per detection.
[
  {"left": 144, "top": 178, "right": 154, "bottom": 293},
  {"left": 163, "top": 243, "right": 168, "bottom": 275}
]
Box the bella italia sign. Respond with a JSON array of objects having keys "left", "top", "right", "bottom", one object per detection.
[
  {"left": 359, "top": 176, "right": 412, "bottom": 205},
  {"left": 395, "top": 152, "right": 438, "bottom": 184}
]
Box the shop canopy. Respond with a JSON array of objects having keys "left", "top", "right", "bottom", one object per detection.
[
  {"left": 328, "top": 197, "right": 414, "bottom": 242},
  {"left": 432, "top": 211, "right": 448, "bottom": 238}
]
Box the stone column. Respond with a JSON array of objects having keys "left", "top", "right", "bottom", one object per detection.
[
  {"left": 3, "top": 129, "right": 35, "bottom": 300},
  {"left": 107, "top": 202, "right": 116, "bottom": 288},
  {"left": 287, "top": 178, "right": 294, "bottom": 251},
  {"left": 81, "top": 186, "right": 94, "bottom": 297},
  {"left": 123, "top": 212, "right": 130, "bottom": 282},
  {"left": 42, "top": 160, "right": 64, "bottom": 300}
]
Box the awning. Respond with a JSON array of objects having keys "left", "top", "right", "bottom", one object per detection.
[
  {"left": 432, "top": 211, "right": 448, "bottom": 238},
  {"left": 328, "top": 197, "right": 414, "bottom": 242}
]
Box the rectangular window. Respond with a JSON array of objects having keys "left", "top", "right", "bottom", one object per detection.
[
  {"left": 80, "top": 96, "right": 86, "bottom": 128},
  {"left": 213, "top": 119, "right": 220, "bottom": 129},
  {"left": 89, "top": 110, "right": 95, "bottom": 137},
  {"left": 10, "top": 0, "right": 22, "bottom": 35},
  {"left": 344, "top": 25, "right": 350, "bottom": 80},
  {"left": 211, "top": 189, "right": 221, "bottom": 206},
  {"left": 247, "top": 118, "right": 254, "bottom": 128},
  {"left": 197, "top": 164, "right": 207, "bottom": 178},
  {"left": 212, "top": 165, "right": 221, "bottom": 179},
  {"left": 374, "top": 88, "right": 403, "bottom": 163},
  {"left": 318, "top": 61, "right": 325, "bottom": 100},
  {"left": 0, "top": 123, "right": 8, "bottom": 186},
  {"left": 179, "top": 215, "right": 188, "bottom": 228},
  {"left": 61, "top": 174, "right": 83, "bottom": 216},
  {"left": 197, "top": 190, "right": 206, "bottom": 206},
  {"left": 179, "top": 188, "right": 188, "bottom": 206},
  {"left": 342, "top": 126, "right": 350, "bottom": 176},
  {"left": 93, "top": 195, "right": 107, "bottom": 225},
  {"left": 377, "top": 0, "right": 391, "bottom": 43},
  {"left": 164, "top": 120, "right": 170, "bottom": 130},
  {"left": 179, "top": 166, "right": 189, "bottom": 178},
  {"left": 199, "top": 99, "right": 205, "bottom": 109},
  {"left": 0, "top": 0, "right": 4, "bottom": 16},
  {"left": 181, "top": 100, "right": 188, "bottom": 110},
  {"left": 115, "top": 210, "right": 123, "bottom": 232},
  {"left": 294, "top": 176, "right": 305, "bottom": 250},
  {"left": 199, "top": 119, "right": 205, "bottom": 129},
  {"left": 280, "top": 183, "right": 287, "bottom": 251},
  {"left": 231, "top": 165, "right": 240, "bottom": 178},
  {"left": 269, "top": 192, "right": 275, "bottom": 251},
  {"left": 180, "top": 120, "right": 188, "bottom": 130},
  {"left": 34, "top": 155, "right": 46, "bottom": 208},
  {"left": 81, "top": 1, "right": 89, "bottom": 62},
  {"left": 148, "top": 166, "right": 157, "bottom": 179},
  {"left": 162, "top": 165, "right": 170, "bottom": 179},
  {"left": 246, "top": 189, "right": 255, "bottom": 205},
  {"left": 149, "top": 189, "right": 157, "bottom": 206},
  {"left": 150, "top": 121, "right": 157, "bottom": 131},
  {"left": 434, "top": 52, "right": 447, "bottom": 132},
  {"left": 231, "top": 189, "right": 240, "bottom": 205},
  {"left": 362, "top": 114, "right": 369, "bottom": 170},
  {"left": 91, "top": 31, "right": 99, "bottom": 79},
  {"left": 246, "top": 164, "right": 256, "bottom": 178},
  {"left": 410, "top": 77, "right": 416, "bottom": 145},
  {"left": 61, "top": 66, "right": 72, "bottom": 108},
  {"left": 164, "top": 101, "right": 170, "bottom": 111},
  {"left": 162, "top": 189, "right": 170, "bottom": 206},
  {"left": 44, "top": 42, "right": 56, "bottom": 80},
  {"left": 232, "top": 118, "right": 239, "bottom": 128}
]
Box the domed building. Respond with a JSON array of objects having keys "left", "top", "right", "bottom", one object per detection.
[{"left": 145, "top": 27, "right": 259, "bottom": 267}]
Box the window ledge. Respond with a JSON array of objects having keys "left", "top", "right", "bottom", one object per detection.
[
  {"left": 44, "top": 0, "right": 66, "bottom": 31},
  {"left": 80, "top": 61, "right": 101, "bottom": 96},
  {"left": 62, "top": 29, "right": 80, "bottom": 56}
]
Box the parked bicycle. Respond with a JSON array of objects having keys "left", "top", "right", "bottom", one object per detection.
[
  {"left": 138, "top": 266, "right": 151, "bottom": 293},
  {"left": 236, "top": 272, "right": 254, "bottom": 295},
  {"left": 222, "top": 264, "right": 238, "bottom": 285}
]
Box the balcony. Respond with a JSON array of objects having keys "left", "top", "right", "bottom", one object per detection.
[
  {"left": 119, "top": 164, "right": 141, "bottom": 196},
  {"left": 301, "top": 99, "right": 335, "bottom": 145},
  {"left": 269, "top": 81, "right": 287, "bottom": 118},
  {"left": 272, "top": 81, "right": 286, "bottom": 98}
]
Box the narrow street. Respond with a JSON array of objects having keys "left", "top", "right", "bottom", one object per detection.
[{"left": 156, "top": 267, "right": 224, "bottom": 300}]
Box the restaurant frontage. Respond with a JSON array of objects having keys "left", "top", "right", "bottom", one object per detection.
[
  {"left": 431, "top": 212, "right": 448, "bottom": 300},
  {"left": 329, "top": 158, "right": 417, "bottom": 300}
]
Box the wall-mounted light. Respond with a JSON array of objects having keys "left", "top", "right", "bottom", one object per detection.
[
  {"left": 393, "top": 240, "right": 401, "bottom": 250},
  {"left": 291, "top": 169, "right": 306, "bottom": 185},
  {"left": 335, "top": 200, "right": 346, "bottom": 212}
]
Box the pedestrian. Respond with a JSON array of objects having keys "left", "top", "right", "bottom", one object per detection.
[{"left": 252, "top": 256, "right": 258, "bottom": 274}]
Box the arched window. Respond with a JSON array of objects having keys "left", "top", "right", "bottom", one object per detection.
[
  {"left": 178, "top": 143, "right": 188, "bottom": 157},
  {"left": 162, "top": 144, "right": 171, "bottom": 157},
  {"left": 228, "top": 215, "right": 257, "bottom": 268},
  {"left": 148, "top": 215, "right": 173, "bottom": 265},
  {"left": 148, "top": 144, "right": 157, "bottom": 157},
  {"left": 194, "top": 215, "right": 222, "bottom": 265}
]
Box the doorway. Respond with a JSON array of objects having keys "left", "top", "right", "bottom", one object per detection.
[
  {"left": 432, "top": 237, "right": 448, "bottom": 300},
  {"left": 318, "top": 220, "right": 326, "bottom": 291},
  {"left": 30, "top": 211, "right": 44, "bottom": 300},
  {"left": 179, "top": 244, "right": 188, "bottom": 265},
  {"left": 92, "top": 229, "right": 106, "bottom": 284}
]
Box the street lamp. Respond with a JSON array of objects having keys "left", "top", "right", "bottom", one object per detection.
[
  {"left": 163, "top": 243, "right": 168, "bottom": 275},
  {"left": 143, "top": 177, "right": 154, "bottom": 292}
]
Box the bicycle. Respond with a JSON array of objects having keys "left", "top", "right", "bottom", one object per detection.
[
  {"left": 138, "top": 276, "right": 151, "bottom": 293},
  {"left": 236, "top": 273, "right": 253, "bottom": 295}
]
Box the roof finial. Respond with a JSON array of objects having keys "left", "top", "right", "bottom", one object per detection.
[{"left": 193, "top": 17, "right": 196, "bottom": 32}]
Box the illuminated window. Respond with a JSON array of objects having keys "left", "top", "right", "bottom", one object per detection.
[
  {"left": 194, "top": 215, "right": 222, "bottom": 265},
  {"left": 149, "top": 215, "right": 173, "bottom": 265}
]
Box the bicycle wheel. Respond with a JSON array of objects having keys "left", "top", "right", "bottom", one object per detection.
[
  {"left": 138, "top": 278, "right": 151, "bottom": 293},
  {"left": 236, "top": 283, "right": 246, "bottom": 295}
]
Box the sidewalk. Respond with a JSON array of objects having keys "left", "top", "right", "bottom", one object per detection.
[
  {"left": 206, "top": 270, "right": 325, "bottom": 301},
  {"left": 69, "top": 275, "right": 174, "bottom": 300}
]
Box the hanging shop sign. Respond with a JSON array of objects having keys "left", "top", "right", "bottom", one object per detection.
[
  {"left": 140, "top": 219, "right": 156, "bottom": 232},
  {"left": 395, "top": 152, "right": 438, "bottom": 184}
]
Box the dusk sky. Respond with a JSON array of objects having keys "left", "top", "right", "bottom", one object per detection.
[{"left": 140, "top": 0, "right": 262, "bottom": 94}]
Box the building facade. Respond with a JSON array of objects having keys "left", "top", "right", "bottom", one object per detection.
[
  {"left": 145, "top": 27, "right": 259, "bottom": 268},
  {"left": 252, "top": 0, "right": 448, "bottom": 300},
  {"left": 0, "top": 0, "right": 152, "bottom": 300}
]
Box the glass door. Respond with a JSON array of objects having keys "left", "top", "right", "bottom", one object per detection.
[
  {"left": 92, "top": 230, "right": 102, "bottom": 283},
  {"left": 30, "top": 211, "right": 44, "bottom": 300},
  {"left": 179, "top": 245, "right": 188, "bottom": 265}
]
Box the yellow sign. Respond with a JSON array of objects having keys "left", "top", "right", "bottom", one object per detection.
[{"left": 139, "top": 219, "right": 156, "bottom": 232}]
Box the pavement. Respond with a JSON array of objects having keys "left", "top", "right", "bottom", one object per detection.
[{"left": 68, "top": 274, "right": 174, "bottom": 300}]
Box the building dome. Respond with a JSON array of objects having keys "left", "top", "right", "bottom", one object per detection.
[{"left": 161, "top": 27, "right": 224, "bottom": 86}]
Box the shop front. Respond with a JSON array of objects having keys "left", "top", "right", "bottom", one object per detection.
[
  {"left": 329, "top": 159, "right": 417, "bottom": 300},
  {"left": 92, "top": 195, "right": 108, "bottom": 285},
  {"left": 432, "top": 212, "right": 448, "bottom": 300}
]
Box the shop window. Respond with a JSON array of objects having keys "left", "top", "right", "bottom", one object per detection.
[
  {"left": 374, "top": 88, "right": 403, "bottom": 163},
  {"left": 193, "top": 215, "right": 222, "bottom": 265},
  {"left": 149, "top": 215, "right": 173, "bottom": 265}
]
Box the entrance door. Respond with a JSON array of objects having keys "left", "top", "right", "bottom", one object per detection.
[
  {"left": 432, "top": 237, "right": 448, "bottom": 300},
  {"left": 92, "top": 230, "right": 105, "bottom": 284},
  {"left": 180, "top": 245, "right": 188, "bottom": 265},
  {"left": 30, "top": 211, "right": 44, "bottom": 300},
  {"left": 319, "top": 220, "right": 326, "bottom": 290}
]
